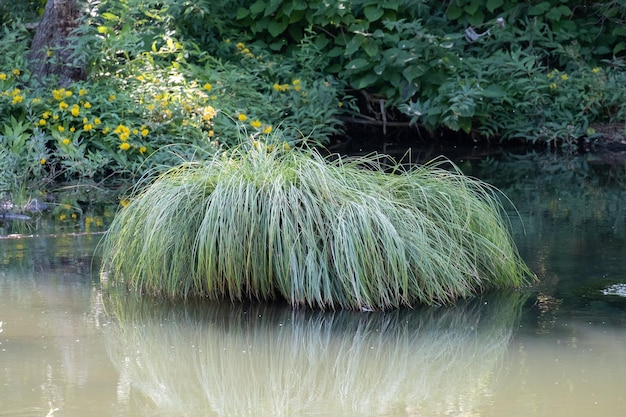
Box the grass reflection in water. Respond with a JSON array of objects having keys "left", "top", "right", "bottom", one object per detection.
[{"left": 103, "top": 291, "right": 528, "bottom": 417}]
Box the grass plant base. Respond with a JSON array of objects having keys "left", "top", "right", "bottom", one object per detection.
[{"left": 100, "top": 144, "right": 535, "bottom": 310}]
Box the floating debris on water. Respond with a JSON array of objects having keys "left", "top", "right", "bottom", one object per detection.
[{"left": 600, "top": 283, "right": 626, "bottom": 297}]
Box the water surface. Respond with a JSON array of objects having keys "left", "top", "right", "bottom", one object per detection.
[{"left": 1, "top": 151, "right": 626, "bottom": 416}]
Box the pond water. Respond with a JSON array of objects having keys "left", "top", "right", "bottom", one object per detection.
[{"left": 2, "top": 150, "right": 626, "bottom": 417}]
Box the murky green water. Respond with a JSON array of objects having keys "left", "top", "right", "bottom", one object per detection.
[{"left": 2, "top": 151, "right": 626, "bottom": 416}]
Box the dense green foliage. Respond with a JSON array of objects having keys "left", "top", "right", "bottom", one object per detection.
[
  {"left": 100, "top": 144, "right": 535, "bottom": 309},
  {"left": 230, "top": 0, "right": 626, "bottom": 141},
  {"left": 1, "top": 0, "right": 625, "bottom": 204}
]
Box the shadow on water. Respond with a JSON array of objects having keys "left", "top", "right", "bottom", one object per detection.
[{"left": 102, "top": 290, "right": 528, "bottom": 417}]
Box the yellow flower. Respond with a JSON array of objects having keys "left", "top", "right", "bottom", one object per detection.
[
  {"left": 84, "top": 102, "right": 92, "bottom": 109},
  {"left": 59, "top": 214, "right": 67, "bottom": 221},
  {"left": 40, "top": 158, "right": 46, "bottom": 165},
  {"left": 137, "top": 75, "right": 145, "bottom": 82},
  {"left": 31, "top": 98, "right": 41, "bottom": 104},
  {"left": 203, "top": 83, "right": 212, "bottom": 91},
  {"left": 38, "top": 119, "right": 46, "bottom": 126},
  {"left": 262, "top": 125, "right": 272, "bottom": 134},
  {"left": 238, "top": 113, "right": 247, "bottom": 122},
  {"left": 132, "top": 128, "right": 139, "bottom": 135},
  {"left": 71, "top": 104, "right": 80, "bottom": 116},
  {"left": 65, "top": 90, "right": 72, "bottom": 97},
  {"left": 0, "top": 73, "right": 6, "bottom": 81},
  {"left": 62, "top": 138, "right": 70, "bottom": 145},
  {"left": 592, "top": 67, "right": 601, "bottom": 74},
  {"left": 250, "top": 119, "right": 261, "bottom": 129},
  {"left": 119, "top": 142, "right": 131, "bottom": 151},
  {"left": 139, "top": 146, "right": 147, "bottom": 154},
  {"left": 43, "top": 111, "right": 52, "bottom": 119},
  {"left": 201, "top": 106, "right": 217, "bottom": 122},
  {"left": 561, "top": 74, "right": 568, "bottom": 81},
  {"left": 12, "top": 95, "right": 23, "bottom": 105},
  {"left": 70, "top": 126, "right": 76, "bottom": 132},
  {"left": 94, "top": 117, "right": 101, "bottom": 125},
  {"left": 141, "top": 128, "right": 149, "bottom": 137},
  {"left": 114, "top": 124, "right": 130, "bottom": 135},
  {"left": 59, "top": 101, "right": 69, "bottom": 110},
  {"left": 52, "top": 89, "right": 65, "bottom": 101},
  {"left": 79, "top": 88, "right": 87, "bottom": 96},
  {"left": 103, "top": 127, "right": 110, "bottom": 134},
  {"left": 71, "top": 213, "right": 77, "bottom": 219},
  {"left": 119, "top": 132, "right": 129, "bottom": 141},
  {"left": 120, "top": 199, "right": 130, "bottom": 208},
  {"left": 12, "top": 69, "right": 20, "bottom": 76},
  {"left": 84, "top": 123, "right": 94, "bottom": 132},
  {"left": 208, "top": 130, "right": 214, "bottom": 137},
  {"left": 283, "top": 142, "right": 291, "bottom": 151},
  {"left": 549, "top": 83, "right": 557, "bottom": 89},
  {"left": 108, "top": 94, "right": 116, "bottom": 101},
  {"left": 83, "top": 117, "right": 88, "bottom": 124},
  {"left": 58, "top": 125, "right": 65, "bottom": 132}
]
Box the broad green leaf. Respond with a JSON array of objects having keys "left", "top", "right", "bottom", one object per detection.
[
  {"left": 352, "top": 72, "right": 379, "bottom": 89},
  {"left": 363, "top": 39, "right": 379, "bottom": 57},
  {"left": 486, "top": 0, "right": 504, "bottom": 12},
  {"left": 614, "top": 42, "right": 626, "bottom": 55},
  {"left": 546, "top": 6, "right": 571, "bottom": 21},
  {"left": 265, "top": 0, "right": 282, "bottom": 17},
  {"left": 459, "top": 117, "right": 473, "bottom": 134},
  {"left": 293, "top": 0, "right": 308, "bottom": 10},
  {"left": 482, "top": 85, "right": 506, "bottom": 99},
  {"left": 466, "top": 10, "right": 484, "bottom": 27},
  {"left": 528, "top": 2, "right": 550, "bottom": 15},
  {"left": 345, "top": 58, "right": 371, "bottom": 72},
  {"left": 314, "top": 34, "right": 330, "bottom": 50},
  {"left": 464, "top": 1, "right": 480, "bottom": 15},
  {"left": 249, "top": 0, "right": 266, "bottom": 15},
  {"left": 363, "top": 5, "right": 384, "bottom": 22},
  {"left": 345, "top": 35, "right": 363, "bottom": 56},
  {"left": 446, "top": 4, "right": 463, "bottom": 20},
  {"left": 267, "top": 19, "right": 287, "bottom": 37},
  {"left": 402, "top": 65, "right": 424, "bottom": 82},
  {"left": 373, "top": 62, "right": 386, "bottom": 75},
  {"left": 236, "top": 7, "right": 250, "bottom": 19}
]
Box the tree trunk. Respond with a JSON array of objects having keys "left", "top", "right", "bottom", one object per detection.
[{"left": 28, "top": 0, "right": 86, "bottom": 87}]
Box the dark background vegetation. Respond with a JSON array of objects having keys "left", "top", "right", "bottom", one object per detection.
[{"left": 1, "top": 0, "right": 625, "bottom": 205}]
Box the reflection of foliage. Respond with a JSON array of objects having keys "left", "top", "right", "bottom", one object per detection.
[
  {"left": 476, "top": 151, "right": 626, "bottom": 232},
  {"left": 103, "top": 291, "right": 527, "bottom": 417},
  {"left": 474, "top": 151, "right": 626, "bottom": 301}
]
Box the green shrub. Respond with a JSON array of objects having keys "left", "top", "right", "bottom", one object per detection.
[{"left": 100, "top": 142, "right": 535, "bottom": 310}]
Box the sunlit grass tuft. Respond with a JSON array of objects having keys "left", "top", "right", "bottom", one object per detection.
[{"left": 100, "top": 143, "right": 535, "bottom": 309}]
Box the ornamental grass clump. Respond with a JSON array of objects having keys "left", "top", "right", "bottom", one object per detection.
[{"left": 100, "top": 143, "right": 535, "bottom": 310}]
